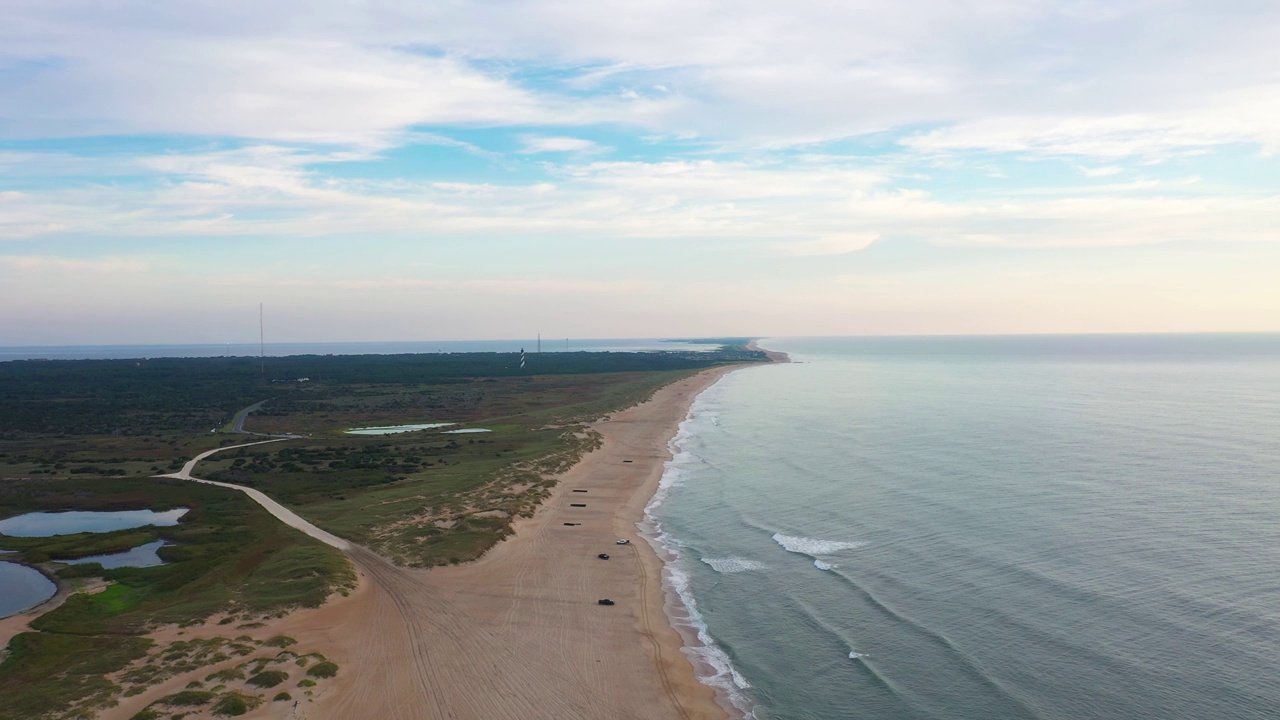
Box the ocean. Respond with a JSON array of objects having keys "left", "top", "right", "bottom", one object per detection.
[{"left": 646, "top": 334, "right": 1280, "bottom": 720}]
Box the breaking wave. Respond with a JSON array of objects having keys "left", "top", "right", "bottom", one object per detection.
[
  {"left": 772, "top": 534, "right": 868, "bottom": 556},
  {"left": 641, "top": 377, "right": 758, "bottom": 719},
  {"left": 701, "top": 557, "right": 767, "bottom": 574}
]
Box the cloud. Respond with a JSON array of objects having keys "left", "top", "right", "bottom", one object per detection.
[
  {"left": 261, "top": 275, "right": 648, "bottom": 294},
  {"left": 775, "top": 234, "right": 880, "bottom": 256},
  {"left": 901, "top": 88, "right": 1280, "bottom": 159},
  {"left": 0, "top": 254, "right": 151, "bottom": 273},
  {"left": 4, "top": 149, "right": 1277, "bottom": 251},
  {"left": 518, "top": 136, "right": 604, "bottom": 154},
  {"left": 2, "top": 0, "right": 1277, "bottom": 155},
  {"left": 1080, "top": 166, "right": 1123, "bottom": 177}
]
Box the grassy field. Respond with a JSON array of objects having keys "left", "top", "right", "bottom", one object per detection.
[
  {"left": 0, "top": 478, "right": 354, "bottom": 719},
  {"left": 197, "top": 369, "right": 691, "bottom": 564}
]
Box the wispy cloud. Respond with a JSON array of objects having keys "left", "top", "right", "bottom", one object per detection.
[
  {"left": 775, "top": 234, "right": 880, "bottom": 256},
  {"left": 517, "top": 135, "right": 604, "bottom": 154}
]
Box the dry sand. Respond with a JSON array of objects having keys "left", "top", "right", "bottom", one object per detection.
[{"left": 107, "top": 364, "right": 750, "bottom": 720}]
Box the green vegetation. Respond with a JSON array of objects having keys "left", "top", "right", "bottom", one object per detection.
[
  {"left": 0, "top": 345, "right": 766, "bottom": 718},
  {"left": 212, "top": 692, "right": 261, "bottom": 716},
  {"left": 246, "top": 670, "right": 289, "bottom": 688},
  {"left": 1, "top": 478, "right": 355, "bottom": 635},
  {"left": 306, "top": 661, "right": 338, "bottom": 679},
  {"left": 156, "top": 689, "right": 215, "bottom": 706},
  {"left": 0, "top": 632, "right": 151, "bottom": 720},
  {"left": 0, "top": 479, "right": 353, "bottom": 720}
]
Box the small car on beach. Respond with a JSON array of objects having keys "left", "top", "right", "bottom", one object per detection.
[
  {"left": 597, "top": 599, "right": 615, "bottom": 606},
  {"left": 616, "top": 538, "right": 630, "bottom": 545},
  {"left": 598, "top": 553, "right": 610, "bottom": 559}
]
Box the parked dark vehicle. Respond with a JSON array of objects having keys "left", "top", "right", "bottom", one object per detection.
[{"left": 597, "top": 599, "right": 615, "bottom": 606}]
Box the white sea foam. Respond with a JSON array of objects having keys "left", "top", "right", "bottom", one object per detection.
[
  {"left": 701, "top": 557, "right": 767, "bottom": 574},
  {"left": 848, "top": 650, "right": 869, "bottom": 660},
  {"left": 772, "top": 533, "right": 867, "bottom": 557},
  {"left": 641, "top": 376, "right": 759, "bottom": 719},
  {"left": 813, "top": 559, "right": 836, "bottom": 571}
]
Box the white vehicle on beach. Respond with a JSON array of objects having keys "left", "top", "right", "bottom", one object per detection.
[{"left": 616, "top": 538, "right": 630, "bottom": 545}]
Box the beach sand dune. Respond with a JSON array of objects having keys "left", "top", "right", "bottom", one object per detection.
[
  {"left": 305, "top": 367, "right": 734, "bottom": 720},
  {"left": 110, "top": 367, "right": 737, "bottom": 720}
]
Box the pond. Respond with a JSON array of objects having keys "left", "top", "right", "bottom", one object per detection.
[
  {"left": 0, "top": 561, "right": 56, "bottom": 618},
  {"left": 442, "top": 428, "right": 492, "bottom": 434},
  {"left": 64, "top": 540, "right": 168, "bottom": 569},
  {"left": 344, "top": 422, "right": 455, "bottom": 435},
  {"left": 0, "top": 508, "right": 189, "bottom": 537}
]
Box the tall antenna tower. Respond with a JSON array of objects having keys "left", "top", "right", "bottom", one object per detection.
[
  {"left": 537, "top": 333, "right": 541, "bottom": 353},
  {"left": 259, "top": 302, "right": 265, "bottom": 377}
]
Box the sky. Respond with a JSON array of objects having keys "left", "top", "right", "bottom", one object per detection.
[{"left": 2, "top": 0, "right": 1278, "bottom": 344}]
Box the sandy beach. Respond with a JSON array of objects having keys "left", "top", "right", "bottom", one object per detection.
[{"left": 107, "top": 364, "right": 748, "bottom": 720}]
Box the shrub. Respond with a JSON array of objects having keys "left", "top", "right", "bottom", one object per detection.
[
  {"left": 306, "top": 661, "right": 338, "bottom": 679},
  {"left": 246, "top": 670, "right": 289, "bottom": 688},
  {"left": 212, "top": 692, "right": 261, "bottom": 717},
  {"left": 157, "top": 690, "right": 214, "bottom": 706},
  {"left": 205, "top": 668, "right": 244, "bottom": 683}
]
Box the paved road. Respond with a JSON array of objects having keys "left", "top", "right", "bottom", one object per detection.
[{"left": 230, "top": 400, "right": 267, "bottom": 433}]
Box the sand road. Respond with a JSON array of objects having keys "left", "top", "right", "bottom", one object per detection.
[{"left": 146, "top": 368, "right": 736, "bottom": 720}]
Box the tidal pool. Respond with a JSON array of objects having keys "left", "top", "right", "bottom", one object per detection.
[
  {"left": 64, "top": 540, "right": 168, "bottom": 569},
  {"left": 0, "top": 508, "right": 189, "bottom": 537},
  {"left": 344, "top": 422, "right": 455, "bottom": 435},
  {"left": 0, "top": 561, "right": 56, "bottom": 617}
]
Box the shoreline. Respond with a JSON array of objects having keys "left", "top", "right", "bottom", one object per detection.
[
  {"left": 643, "top": 344, "right": 789, "bottom": 718},
  {"left": 105, "top": 358, "right": 781, "bottom": 719},
  {"left": 639, "top": 376, "right": 750, "bottom": 718}
]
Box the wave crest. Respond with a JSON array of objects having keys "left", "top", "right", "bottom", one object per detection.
[
  {"left": 772, "top": 533, "right": 867, "bottom": 556},
  {"left": 701, "top": 557, "right": 767, "bottom": 574}
]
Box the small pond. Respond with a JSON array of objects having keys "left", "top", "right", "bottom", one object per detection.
[
  {"left": 442, "top": 428, "right": 492, "bottom": 434},
  {"left": 0, "top": 561, "right": 56, "bottom": 618},
  {"left": 64, "top": 540, "right": 168, "bottom": 569},
  {"left": 345, "top": 422, "right": 455, "bottom": 435},
  {"left": 0, "top": 508, "right": 189, "bottom": 537}
]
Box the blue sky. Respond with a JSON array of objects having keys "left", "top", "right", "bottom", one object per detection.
[{"left": 1, "top": 0, "right": 1278, "bottom": 344}]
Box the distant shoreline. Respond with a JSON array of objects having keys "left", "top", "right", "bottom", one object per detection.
[
  {"left": 0, "top": 337, "right": 732, "bottom": 362},
  {"left": 747, "top": 339, "right": 791, "bottom": 363}
]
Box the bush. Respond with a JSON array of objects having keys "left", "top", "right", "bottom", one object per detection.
[
  {"left": 306, "top": 661, "right": 338, "bottom": 678},
  {"left": 273, "top": 692, "right": 292, "bottom": 702},
  {"left": 246, "top": 670, "right": 289, "bottom": 688},
  {"left": 205, "top": 668, "right": 244, "bottom": 683},
  {"left": 212, "top": 692, "right": 261, "bottom": 717},
  {"left": 157, "top": 690, "right": 214, "bottom": 706}
]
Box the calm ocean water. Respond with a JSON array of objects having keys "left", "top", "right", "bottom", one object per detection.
[{"left": 647, "top": 334, "right": 1280, "bottom": 720}]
